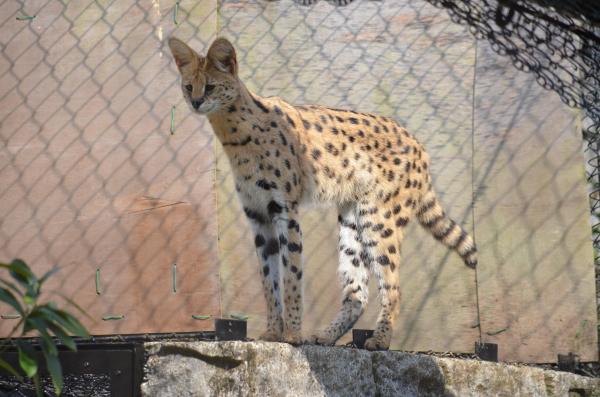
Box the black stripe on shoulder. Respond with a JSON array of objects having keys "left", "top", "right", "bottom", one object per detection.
[{"left": 253, "top": 97, "right": 270, "bottom": 113}]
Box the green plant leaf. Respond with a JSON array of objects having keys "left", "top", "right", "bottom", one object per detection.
[
  {"left": 26, "top": 318, "right": 58, "bottom": 356},
  {"left": 35, "top": 306, "right": 88, "bottom": 338},
  {"left": 7, "top": 259, "right": 35, "bottom": 286},
  {"left": 16, "top": 341, "right": 38, "bottom": 378},
  {"left": 55, "top": 309, "right": 89, "bottom": 338},
  {"left": 0, "top": 287, "right": 23, "bottom": 315},
  {"left": 7, "top": 259, "right": 39, "bottom": 300},
  {"left": 39, "top": 267, "right": 59, "bottom": 287},
  {"left": 0, "top": 278, "right": 23, "bottom": 297},
  {"left": 46, "top": 322, "right": 76, "bottom": 351},
  {"left": 43, "top": 350, "right": 63, "bottom": 396},
  {"left": 32, "top": 373, "right": 42, "bottom": 397},
  {"left": 0, "top": 356, "right": 22, "bottom": 380},
  {"left": 31, "top": 305, "right": 68, "bottom": 327},
  {"left": 31, "top": 305, "right": 89, "bottom": 341}
]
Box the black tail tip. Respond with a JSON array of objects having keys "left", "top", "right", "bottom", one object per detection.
[{"left": 465, "top": 259, "right": 477, "bottom": 269}]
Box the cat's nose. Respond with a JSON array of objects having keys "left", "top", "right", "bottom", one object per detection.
[{"left": 192, "top": 98, "right": 204, "bottom": 109}]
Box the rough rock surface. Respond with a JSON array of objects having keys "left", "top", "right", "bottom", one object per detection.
[{"left": 142, "top": 341, "right": 600, "bottom": 397}]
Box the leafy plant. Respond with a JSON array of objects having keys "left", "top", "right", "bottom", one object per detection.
[{"left": 0, "top": 258, "right": 90, "bottom": 396}]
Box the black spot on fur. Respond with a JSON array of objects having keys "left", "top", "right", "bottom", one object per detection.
[
  {"left": 312, "top": 149, "right": 321, "bottom": 160},
  {"left": 267, "top": 200, "right": 283, "bottom": 216},
  {"left": 262, "top": 238, "right": 280, "bottom": 259},
  {"left": 288, "top": 242, "right": 302, "bottom": 252},
  {"left": 255, "top": 234, "right": 266, "bottom": 247},
  {"left": 377, "top": 255, "right": 390, "bottom": 265},
  {"left": 359, "top": 250, "right": 372, "bottom": 265},
  {"left": 256, "top": 179, "right": 274, "bottom": 190},
  {"left": 288, "top": 219, "right": 300, "bottom": 232},
  {"left": 279, "top": 234, "right": 288, "bottom": 245},
  {"left": 372, "top": 223, "right": 384, "bottom": 231},
  {"left": 396, "top": 217, "right": 409, "bottom": 227},
  {"left": 381, "top": 228, "right": 393, "bottom": 238},
  {"left": 244, "top": 207, "right": 266, "bottom": 224}
]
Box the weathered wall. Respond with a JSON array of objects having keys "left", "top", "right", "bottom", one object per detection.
[
  {"left": 0, "top": 0, "right": 596, "bottom": 363},
  {"left": 142, "top": 341, "right": 600, "bottom": 397}
]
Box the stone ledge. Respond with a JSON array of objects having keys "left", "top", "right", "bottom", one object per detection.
[{"left": 142, "top": 341, "right": 600, "bottom": 396}]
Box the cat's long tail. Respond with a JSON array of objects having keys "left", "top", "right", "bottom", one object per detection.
[{"left": 416, "top": 190, "right": 477, "bottom": 268}]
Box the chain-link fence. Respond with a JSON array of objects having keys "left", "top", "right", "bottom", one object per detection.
[
  {"left": 423, "top": 0, "right": 600, "bottom": 361},
  {"left": 0, "top": 0, "right": 597, "bottom": 366}
]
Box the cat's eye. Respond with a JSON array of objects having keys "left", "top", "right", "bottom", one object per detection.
[
  {"left": 185, "top": 84, "right": 193, "bottom": 92},
  {"left": 205, "top": 84, "right": 215, "bottom": 93}
]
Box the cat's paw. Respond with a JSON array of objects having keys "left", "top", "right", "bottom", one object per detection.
[
  {"left": 364, "top": 336, "right": 389, "bottom": 351},
  {"left": 282, "top": 329, "right": 303, "bottom": 345},
  {"left": 259, "top": 330, "right": 283, "bottom": 342},
  {"left": 307, "top": 331, "right": 336, "bottom": 346}
]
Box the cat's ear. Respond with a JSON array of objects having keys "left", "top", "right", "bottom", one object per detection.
[
  {"left": 168, "top": 37, "right": 201, "bottom": 72},
  {"left": 207, "top": 37, "right": 237, "bottom": 76}
]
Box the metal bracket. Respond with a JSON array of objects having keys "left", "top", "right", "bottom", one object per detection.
[
  {"left": 475, "top": 342, "right": 498, "bottom": 362},
  {"left": 215, "top": 319, "right": 247, "bottom": 341},
  {"left": 558, "top": 352, "right": 580, "bottom": 372},
  {"left": 352, "top": 329, "right": 374, "bottom": 349}
]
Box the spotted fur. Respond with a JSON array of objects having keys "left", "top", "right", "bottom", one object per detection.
[{"left": 169, "top": 37, "right": 477, "bottom": 350}]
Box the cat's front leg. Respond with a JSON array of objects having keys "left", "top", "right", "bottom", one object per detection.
[
  {"left": 244, "top": 204, "right": 284, "bottom": 341},
  {"left": 274, "top": 209, "right": 303, "bottom": 345}
]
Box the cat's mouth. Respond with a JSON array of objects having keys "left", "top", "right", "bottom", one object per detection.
[{"left": 193, "top": 102, "right": 218, "bottom": 115}]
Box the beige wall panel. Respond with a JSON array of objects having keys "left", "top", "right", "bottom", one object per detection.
[
  {"left": 473, "top": 41, "right": 597, "bottom": 362},
  {"left": 0, "top": 0, "right": 221, "bottom": 335}
]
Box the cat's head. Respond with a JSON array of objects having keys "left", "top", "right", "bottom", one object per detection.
[{"left": 168, "top": 37, "right": 239, "bottom": 115}]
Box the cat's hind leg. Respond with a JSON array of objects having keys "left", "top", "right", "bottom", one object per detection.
[
  {"left": 309, "top": 202, "right": 370, "bottom": 345},
  {"left": 361, "top": 198, "right": 408, "bottom": 350}
]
